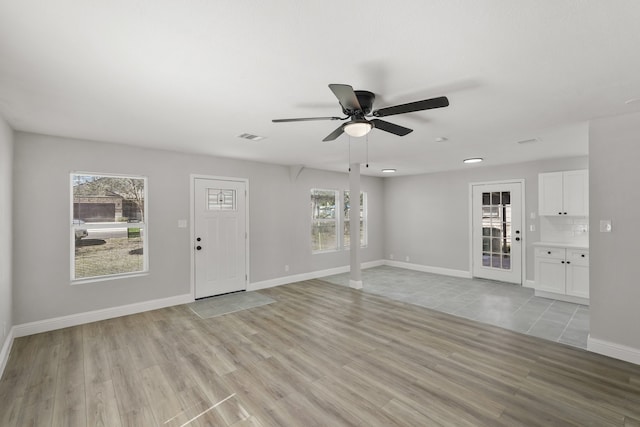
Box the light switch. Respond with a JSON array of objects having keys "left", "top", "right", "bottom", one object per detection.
[
  {"left": 600, "top": 220, "right": 612, "bottom": 232},
  {"left": 178, "top": 219, "right": 188, "bottom": 228}
]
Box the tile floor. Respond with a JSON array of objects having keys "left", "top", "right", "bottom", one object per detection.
[
  {"left": 321, "top": 265, "right": 590, "bottom": 349},
  {"left": 189, "top": 291, "right": 275, "bottom": 319}
]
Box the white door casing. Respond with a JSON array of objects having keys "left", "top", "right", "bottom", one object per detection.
[
  {"left": 193, "top": 177, "right": 247, "bottom": 299},
  {"left": 471, "top": 181, "right": 523, "bottom": 284}
]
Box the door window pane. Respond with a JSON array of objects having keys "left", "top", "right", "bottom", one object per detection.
[
  {"left": 207, "top": 189, "right": 236, "bottom": 211},
  {"left": 482, "top": 252, "right": 490, "bottom": 267},
  {"left": 481, "top": 190, "right": 512, "bottom": 271}
]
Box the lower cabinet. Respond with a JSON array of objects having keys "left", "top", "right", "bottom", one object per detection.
[{"left": 534, "top": 246, "right": 589, "bottom": 301}]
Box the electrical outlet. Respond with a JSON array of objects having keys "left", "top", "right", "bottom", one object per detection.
[
  {"left": 405, "top": 256, "right": 410, "bottom": 262},
  {"left": 389, "top": 254, "right": 394, "bottom": 260},
  {"left": 3, "top": 321, "right": 6, "bottom": 337},
  {"left": 284, "top": 265, "right": 290, "bottom": 272}
]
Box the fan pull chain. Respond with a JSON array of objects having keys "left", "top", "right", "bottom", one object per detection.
[
  {"left": 348, "top": 136, "right": 351, "bottom": 172},
  {"left": 366, "top": 134, "right": 369, "bottom": 168}
]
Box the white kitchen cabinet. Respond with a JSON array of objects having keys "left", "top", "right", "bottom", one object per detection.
[
  {"left": 534, "top": 246, "right": 589, "bottom": 303},
  {"left": 538, "top": 170, "right": 589, "bottom": 216},
  {"left": 565, "top": 249, "right": 589, "bottom": 299}
]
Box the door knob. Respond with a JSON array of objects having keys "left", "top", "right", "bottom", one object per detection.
[{"left": 196, "top": 246, "right": 202, "bottom": 250}]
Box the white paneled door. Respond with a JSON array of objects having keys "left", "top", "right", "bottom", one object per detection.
[
  {"left": 194, "top": 178, "right": 247, "bottom": 299},
  {"left": 472, "top": 182, "right": 523, "bottom": 284}
]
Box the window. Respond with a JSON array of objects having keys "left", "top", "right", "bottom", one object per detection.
[
  {"left": 207, "top": 188, "right": 236, "bottom": 210},
  {"left": 71, "top": 173, "right": 148, "bottom": 281},
  {"left": 343, "top": 191, "right": 367, "bottom": 249},
  {"left": 311, "top": 189, "right": 338, "bottom": 252},
  {"left": 310, "top": 188, "right": 368, "bottom": 252}
]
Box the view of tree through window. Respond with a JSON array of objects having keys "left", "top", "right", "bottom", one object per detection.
[
  {"left": 310, "top": 188, "right": 368, "bottom": 252},
  {"left": 343, "top": 191, "right": 367, "bottom": 248},
  {"left": 72, "top": 174, "right": 148, "bottom": 280},
  {"left": 310, "top": 189, "right": 338, "bottom": 252}
]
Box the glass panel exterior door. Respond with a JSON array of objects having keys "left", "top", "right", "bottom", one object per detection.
[
  {"left": 472, "top": 182, "right": 522, "bottom": 284},
  {"left": 481, "top": 191, "right": 512, "bottom": 271}
]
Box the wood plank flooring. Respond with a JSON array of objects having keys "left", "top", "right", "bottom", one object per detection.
[{"left": 1, "top": 279, "right": 640, "bottom": 426}]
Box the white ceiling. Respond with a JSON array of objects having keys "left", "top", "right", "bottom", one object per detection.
[{"left": 1, "top": 1, "right": 640, "bottom": 176}]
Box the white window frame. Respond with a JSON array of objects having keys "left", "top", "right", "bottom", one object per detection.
[
  {"left": 70, "top": 172, "right": 149, "bottom": 284},
  {"left": 311, "top": 188, "right": 340, "bottom": 253},
  {"left": 343, "top": 190, "right": 368, "bottom": 249}
]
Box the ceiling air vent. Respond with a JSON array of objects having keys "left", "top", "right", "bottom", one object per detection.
[{"left": 238, "top": 133, "right": 266, "bottom": 141}]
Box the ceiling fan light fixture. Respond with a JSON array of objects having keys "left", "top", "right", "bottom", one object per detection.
[{"left": 344, "top": 121, "right": 372, "bottom": 138}]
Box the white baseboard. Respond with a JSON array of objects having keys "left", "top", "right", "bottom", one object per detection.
[
  {"left": 534, "top": 289, "right": 589, "bottom": 306},
  {"left": 587, "top": 335, "right": 640, "bottom": 365},
  {"left": 0, "top": 326, "right": 15, "bottom": 380},
  {"left": 384, "top": 259, "right": 472, "bottom": 278},
  {"left": 247, "top": 259, "right": 385, "bottom": 291},
  {"left": 249, "top": 259, "right": 470, "bottom": 291},
  {"left": 524, "top": 280, "right": 536, "bottom": 289},
  {"left": 13, "top": 293, "right": 193, "bottom": 338},
  {"left": 349, "top": 280, "right": 363, "bottom": 289}
]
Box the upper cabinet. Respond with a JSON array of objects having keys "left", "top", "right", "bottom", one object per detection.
[{"left": 538, "top": 169, "right": 589, "bottom": 216}]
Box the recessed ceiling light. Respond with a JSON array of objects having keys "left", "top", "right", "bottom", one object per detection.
[
  {"left": 625, "top": 98, "right": 640, "bottom": 105},
  {"left": 381, "top": 168, "right": 396, "bottom": 173},
  {"left": 238, "top": 133, "right": 266, "bottom": 141},
  {"left": 435, "top": 137, "right": 448, "bottom": 142},
  {"left": 463, "top": 158, "right": 483, "bottom": 164}
]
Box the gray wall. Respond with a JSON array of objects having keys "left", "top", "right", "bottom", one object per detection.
[
  {"left": 383, "top": 156, "right": 589, "bottom": 280},
  {"left": 0, "top": 115, "right": 12, "bottom": 345},
  {"left": 12, "top": 132, "right": 383, "bottom": 324},
  {"left": 589, "top": 112, "right": 640, "bottom": 350}
]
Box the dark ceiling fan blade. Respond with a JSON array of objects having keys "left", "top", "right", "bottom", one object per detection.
[
  {"left": 322, "top": 124, "right": 346, "bottom": 142},
  {"left": 372, "top": 96, "right": 449, "bottom": 118},
  {"left": 272, "top": 116, "right": 344, "bottom": 123},
  {"left": 328, "top": 84, "right": 362, "bottom": 111},
  {"left": 371, "top": 119, "right": 413, "bottom": 136}
]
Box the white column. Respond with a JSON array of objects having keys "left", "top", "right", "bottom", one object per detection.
[{"left": 349, "top": 163, "right": 363, "bottom": 289}]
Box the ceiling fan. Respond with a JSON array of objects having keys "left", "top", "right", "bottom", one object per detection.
[{"left": 272, "top": 84, "right": 449, "bottom": 141}]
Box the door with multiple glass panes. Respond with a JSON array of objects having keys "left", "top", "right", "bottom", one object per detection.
[{"left": 472, "top": 182, "right": 523, "bottom": 284}]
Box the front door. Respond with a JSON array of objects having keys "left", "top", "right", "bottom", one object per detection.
[
  {"left": 472, "top": 182, "right": 523, "bottom": 284},
  {"left": 194, "top": 177, "right": 247, "bottom": 298}
]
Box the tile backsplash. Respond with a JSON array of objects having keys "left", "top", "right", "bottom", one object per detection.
[{"left": 539, "top": 216, "right": 589, "bottom": 246}]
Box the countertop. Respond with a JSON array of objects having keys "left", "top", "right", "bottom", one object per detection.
[{"left": 532, "top": 241, "right": 589, "bottom": 250}]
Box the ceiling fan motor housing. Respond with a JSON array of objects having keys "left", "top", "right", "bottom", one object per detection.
[{"left": 342, "top": 90, "right": 375, "bottom": 117}]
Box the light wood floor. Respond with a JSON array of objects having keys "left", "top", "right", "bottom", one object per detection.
[{"left": 1, "top": 279, "right": 640, "bottom": 426}]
